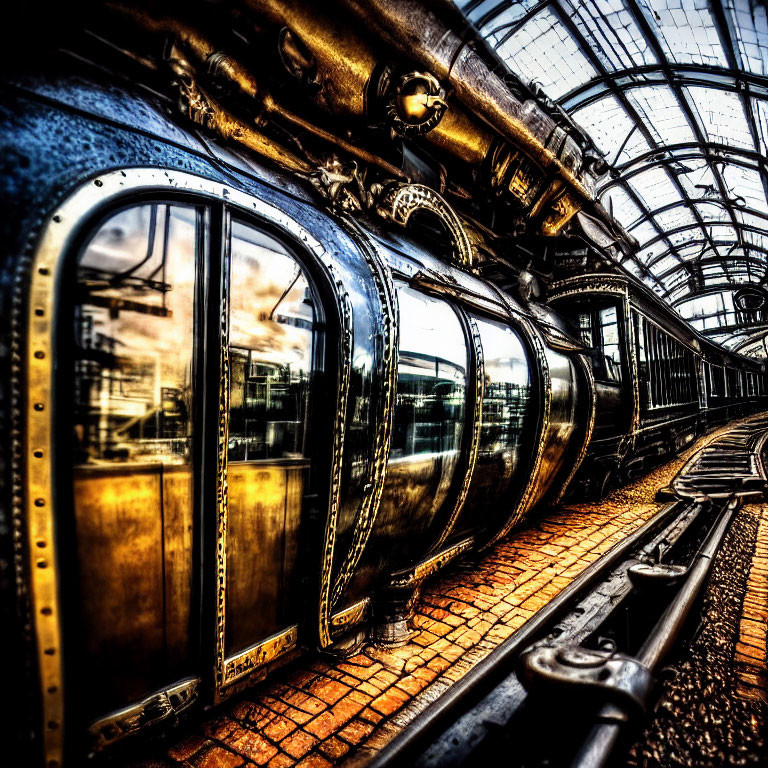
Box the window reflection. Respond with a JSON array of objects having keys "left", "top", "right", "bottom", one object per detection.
[
  {"left": 577, "top": 304, "right": 622, "bottom": 382},
  {"left": 460, "top": 317, "right": 531, "bottom": 526},
  {"left": 74, "top": 204, "right": 196, "bottom": 464},
  {"left": 228, "top": 221, "right": 315, "bottom": 461},
  {"left": 224, "top": 221, "right": 316, "bottom": 657},
  {"left": 390, "top": 285, "right": 466, "bottom": 459},
  {"left": 477, "top": 318, "right": 530, "bottom": 476},
  {"left": 72, "top": 202, "right": 197, "bottom": 713}
]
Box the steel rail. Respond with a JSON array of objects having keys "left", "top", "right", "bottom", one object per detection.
[{"left": 570, "top": 500, "right": 737, "bottom": 768}]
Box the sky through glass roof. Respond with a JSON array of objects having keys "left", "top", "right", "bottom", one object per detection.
[{"left": 457, "top": 0, "right": 768, "bottom": 357}]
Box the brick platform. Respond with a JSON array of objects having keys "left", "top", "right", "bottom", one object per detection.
[
  {"left": 125, "top": 423, "right": 753, "bottom": 768},
  {"left": 736, "top": 505, "right": 768, "bottom": 704}
]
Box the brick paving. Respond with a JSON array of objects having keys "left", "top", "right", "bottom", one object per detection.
[
  {"left": 736, "top": 504, "right": 768, "bottom": 704},
  {"left": 126, "top": 420, "right": 758, "bottom": 768}
]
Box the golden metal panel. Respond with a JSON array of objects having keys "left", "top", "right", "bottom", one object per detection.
[
  {"left": 221, "top": 625, "right": 298, "bottom": 688},
  {"left": 73, "top": 467, "right": 166, "bottom": 710},
  {"left": 388, "top": 537, "right": 474, "bottom": 589},
  {"left": 330, "top": 598, "right": 369, "bottom": 634},
  {"left": 162, "top": 466, "right": 194, "bottom": 667},
  {"left": 23, "top": 209, "right": 66, "bottom": 768},
  {"left": 225, "top": 462, "right": 306, "bottom": 657},
  {"left": 88, "top": 676, "right": 199, "bottom": 753}
]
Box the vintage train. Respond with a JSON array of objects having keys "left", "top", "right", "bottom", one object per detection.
[{"left": 1, "top": 2, "right": 765, "bottom": 766}]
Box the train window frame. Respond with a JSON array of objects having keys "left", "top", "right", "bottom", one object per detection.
[
  {"left": 575, "top": 299, "right": 625, "bottom": 384},
  {"left": 632, "top": 310, "right": 699, "bottom": 412},
  {"left": 21, "top": 168, "right": 344, "bottom": 765}
]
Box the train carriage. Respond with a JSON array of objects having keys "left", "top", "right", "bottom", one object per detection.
[
  {"left": 547, "top": 272, "right": 767, "bottom": 492},
  {"left": 2, "top": 3, "right": 766, "bottom": 766}
]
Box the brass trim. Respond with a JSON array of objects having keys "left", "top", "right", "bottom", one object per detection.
[
  {"left": 213, "top": 210, "right": 232, "bottom": 696},
  {"left": 388, "top": 537, "right": 474, "bottom": 590},
  {"left": 376, "top": 183, "right": 474, "bottom": 268},
  {"left": 429, "top": 314, "right": 484, "bottom": 553},
  {"left": 624, "top": 291, "right": 641, "bottom": 452},
  {"left": 316, "top": 282, "right": 353, "bottom": 647},
  {"left": 88, "top": 677, "right": 199, "bottom": 752},
  {"left": 22, "top": 190, "right": 71, "bottom": 768},
  {"left": 329, "top": 219, "right": 399, "bottom": 611},
  {"left": 330, "top": 598, "right": 370, "bottom": 634},
  {"left": 548, "top": 274, "right": 629, "bottom": 300},
  {"left": 221, "top": 626, "right": 299, "bottom": 689}
]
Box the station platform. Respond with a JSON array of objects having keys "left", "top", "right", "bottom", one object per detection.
[{"left": 122, "top": 418, "right": 768, "bottom": 768}]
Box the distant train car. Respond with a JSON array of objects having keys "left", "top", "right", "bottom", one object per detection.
[{"left": 548, "top": 273, "right": 766, "bottom": 494}]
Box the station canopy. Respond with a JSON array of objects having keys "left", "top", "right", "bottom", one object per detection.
[{"left": 457, "top": 0, "right": 768, "bottom": 358}]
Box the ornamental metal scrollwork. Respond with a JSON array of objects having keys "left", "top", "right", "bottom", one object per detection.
[
  {"left": 88, "top": 678, "right": 200, "bottom": 753},
  {"left": 376, "top": 183, "right": 474, "bottom": 268},
  {"left": 386, "top": 71, "right": 447, "bottom": 136},
  {"left": 316, "top": 277, "right": 354, "bottom": 648}
]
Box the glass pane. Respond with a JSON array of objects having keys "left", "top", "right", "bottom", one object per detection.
[
  {"left": 225, "top": 220, "right": 316, "bottom": 658},
  {"left": 75, "top": 204, "right": 196, "bottom": 463},
  {"left": 390, "top": 286, "right": 467, "bottom": 458},
  {"left": 462, "top": 317, "right": 532, "bottom": 522},
  {"left": 378, "top": 284, "right": 467, "bottom": 564},
  {"left": 227, "top": 222, "right": 315, "bottom": 462},
  {"left": 72, "top": 203, "right": 197, "bottom": 715}
]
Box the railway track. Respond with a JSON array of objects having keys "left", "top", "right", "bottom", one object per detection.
[{"left": 368, "top": 416, "right": 768, "bottom": 768}]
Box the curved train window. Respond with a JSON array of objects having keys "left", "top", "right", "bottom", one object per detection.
[
  {"left": 378, "top": 284, "right": 468, "bottom": 557},
  {"left": 227, "top": 221, "right": 315, "bottom": 462},
  {"left": 390, "top": 285, "right": 466, "bottom": 458},
  {"left": 465, "top": 316, "right": 531, "bottom": 511},
  {"left": 72, "top": 203, "right": 198, "bottom": 714},
  {"left": 224, "top": 220, "right": 317, "bottom": 659}
]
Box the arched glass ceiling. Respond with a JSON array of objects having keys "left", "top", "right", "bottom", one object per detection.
[{"left": 457, "top": 0, "right": 768, "bottom": 356}]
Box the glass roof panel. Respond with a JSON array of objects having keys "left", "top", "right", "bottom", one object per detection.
[
  {"left": 473, "top": 0, "right": 542, "bottom": 33},
  {"left": 726, "top": 0, "right": 768, "bottom": 77},
  {"left": 652, "top": 204, "right": 698, "bottom": 232},
  {"left": 628, "top": 215, "right": 662, "bottom": 245},
  {"left": 572, "top": 95, "right": 652, "bottom": 162},
  {"left": 695, "top": 201, "right": 733, "bottom": 223},
  {"left": 628, "top": 166, "right": 683, "bottom": 211},
  {"left": 650, "top": 254, "right": 681, "bottom": 275},
  {"left": 625, "top": 85, "right": 696, "bottom": 146},
  {"left": 642, "top": 0, "right": 728, "bottom": 67},
  {"left": 736, "top": 209, "right": 768, "bottom": 232},
  {"left": 722, "top": 164, "right": 768, "bottom": 211},
  {"left": 686, "top": 87, "right": 756, "bottom": 151},
  {"left": 600, "top": 184, "right": 646, "bottom": 230},
  {"left": 562, "top": 0, "right": 657, "bottom": 70},
  {"left": 667, "top": 227, "right": 702, "bottom": 247},
  {"left": 754, "top": 98, "right": 768, "bottom": 156},
  {"left": 672, "top": 160, "right": 720, "bottom": 199},
  {"left": 496, "top": 7, "right": 598, "bottom": 100}
]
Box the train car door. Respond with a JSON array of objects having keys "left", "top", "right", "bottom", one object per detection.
[
  {"left": 68, "top": 202, "right": 202, "bottom": 748},
  {"left": 213, "top": 218, "right": 322, "bottom": 696},
  {"left": 62, "top": 198, "right": 326, "bottom": 749}
]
